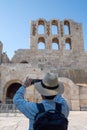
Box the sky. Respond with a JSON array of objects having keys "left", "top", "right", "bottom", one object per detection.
[{"left": 0, "top": 0, "right": 87, "bottom": 59}]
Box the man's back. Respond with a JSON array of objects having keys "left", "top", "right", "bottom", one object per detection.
[
  {"left": 13, "top": 72, "right": 69, "bottom": 130},
  {"left": 33, "top": 102, "right": 68, "bottom": 130},
  {"left": 13, "top": 87, "right": 69, "bottom": 130}
]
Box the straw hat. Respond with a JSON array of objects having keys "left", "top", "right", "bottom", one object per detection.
[{"left": 34, "top": 72, "right": 64, "bottom": 96}]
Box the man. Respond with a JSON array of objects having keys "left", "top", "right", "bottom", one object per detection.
[{"left": 13, "top": 72, "right": 69, "bottom": 130}]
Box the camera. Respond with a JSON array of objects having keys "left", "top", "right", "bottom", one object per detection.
[{"left": 31, "top": 79, "right": 42, "bottom": 85}]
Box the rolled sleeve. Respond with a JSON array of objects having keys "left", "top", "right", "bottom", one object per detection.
[{"left": 13, "top": 86, "right": 35, "bottom": 118}]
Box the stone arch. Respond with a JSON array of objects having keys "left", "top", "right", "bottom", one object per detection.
[
  {"left": 38, "top": 19, "right": 45, "bottom": 25},
  {"left": 38, "top": 37, "right": 45, "bottom": 43},
  {"left": 59, "top": 77, "right": 80, "bottom": 110},
  {"left": 38, "top": 37, "right": 45, "bottom": 49},
  {"left": 64, "top": 20, "right": 70, "bottom": 35},
  {"left": 38, "top": 19, "right": 45, "bottom": 34},
  {"left": 65, "top": 38, "right": 72, "bottom": 50},
  {"left": 51, "top": 20, "right": 58, "bottom": 34},
  {"left": 3, "top": 79, "right": 22, "bottom": 103},
  {"left": 52, "top": 38, "right": 59, "bottom": 50}
]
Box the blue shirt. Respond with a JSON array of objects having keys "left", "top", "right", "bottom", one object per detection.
[{"left": 13, "top": 86, "right": 69, "bottom": 130}]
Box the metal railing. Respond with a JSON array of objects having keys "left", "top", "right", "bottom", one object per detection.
[{"left": 0, "top": 103, "right": 21, "bottom": 116}]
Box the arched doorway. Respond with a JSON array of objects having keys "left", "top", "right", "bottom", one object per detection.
[
  {"left": 6, "top": 83, "right": 21, "bottom": 104},
  {"left": 59, "top": 77, "right": 80, "bottom": 110}
]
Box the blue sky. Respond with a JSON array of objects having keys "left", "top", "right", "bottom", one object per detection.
[{"left": 0, "top": 0, "right": 87, "bottom": 59}]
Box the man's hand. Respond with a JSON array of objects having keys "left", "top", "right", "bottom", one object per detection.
[{"left": 23, "top": 77, "right": 33, "bottom": 88}]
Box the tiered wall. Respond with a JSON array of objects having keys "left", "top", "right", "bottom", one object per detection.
[{"left": 0, "top": 19, "right": 87, "bottom": 110}]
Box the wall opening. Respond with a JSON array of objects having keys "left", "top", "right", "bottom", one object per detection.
[
  {"left": 52, "top": 25, "right": 58, "bottom": 34},
  {"left": 65, "top": 38, "right": 72, "bottom": 50},
  {"left": 52, "top": 38, "right": 59, "bottom": 50},
  {"left": 38, "top": 42, "right": 45, "bottom": 49},
  {"left": 38, "top": 20, "right": 45, "bottom": 34},
  {"left": 20, "top": 61, "right": 28, "bottom": 63},
  {"left": 51, "top": 20, "right": 58, "bottom": 34},
  {"left": 64, "top": 20, "right": 70, "bottom": 35},
  {"left": 52, "top": 43, "right": 59, "bottom": 50},
  {"left": 38, "top": 37, "right": 45, "bottom": 49},
  {"left": 38, "top": 25, "right": 44, "bottom": 34},
  {"left": 6, "top": 83, "right": 22, "bottom": 103}
]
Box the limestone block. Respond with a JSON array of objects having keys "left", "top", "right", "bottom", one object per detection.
[
  {"left": 80, "top": 87, "right": 87, "bottom": 94},
  {"left": 80, "top": 94, "right": 87, "bottom": 99},
  {"left": 70, "top": 86, "right": 79, "bottom": 100},
  {"left": 71, "top": 100, "right": 80, "bottom": 111},
  {"left": 80, "top": 99, "right": 87, "bottom": 107}
]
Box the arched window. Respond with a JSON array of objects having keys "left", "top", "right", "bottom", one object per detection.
[
  {"left": 52, "top": 38, "right": 59, "bottom": 50},
  {"left": 65, "top": 38, "right": 71, "bottom": 50},
  {"left": 38, "top": 20, "right": 45, "bottom": 34},
  {"left": 38, "top": 37, "right": 45, "bottom": 49},
  {"left": 38, "top": 25, "right": 44, "bottom": 34},
  {"left": 52, "top": 25, "right": 58, "bottom": 34},
  {"left": 64, "top": 20, "right": 70, "bottom": 35},
  {"left": 51, "top": 20, "right": 58, "bottom": 35},
  {"left": 66, "top": 43, "right": 70, "bottom": 50},
  {"left": 52, "top": 43, "right": 59, "bottom": 50},
  {"left": 38, "top": 42, "right": 45, "bottom": 49}
]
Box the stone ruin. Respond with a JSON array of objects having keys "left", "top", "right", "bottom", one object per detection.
[{"left": 0, "top": 18, "right": 87, "bottom": 111}]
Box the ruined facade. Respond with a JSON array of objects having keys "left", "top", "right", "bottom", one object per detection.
[{"left": 0, "top": 19, "right": 87, "bottom": 110}]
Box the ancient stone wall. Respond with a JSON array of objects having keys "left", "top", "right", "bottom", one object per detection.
[{"left": 0, "top": 19, "right": 87, "bottom": 110}]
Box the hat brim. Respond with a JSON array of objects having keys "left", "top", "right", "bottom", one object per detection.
[{"left": 34, "top": 81, "right": 64, "bottom": 96}]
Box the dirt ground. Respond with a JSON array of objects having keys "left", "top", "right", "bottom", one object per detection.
[{"left": 0, "top": 111, "right": 87, "bottom": 130}]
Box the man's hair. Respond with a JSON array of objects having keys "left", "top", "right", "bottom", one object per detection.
[{"left": 42, "top": 95, "right": 56, "bottom": 100}]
